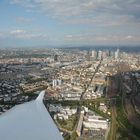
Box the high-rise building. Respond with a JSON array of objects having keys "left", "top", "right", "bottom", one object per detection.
[
  {"left": 91, "top": 50, "right": 97, "bottom": 59},
  {"left": 115, "top": 49, "right": 120, "bottom": 59},
  {"left": 102, "top": 51, "right": 108, "bottom": 59},
  {"left": 98, "top": 50, "right": 103, "bottom": 60},
  {"left": 53, "top": 79, "right": 62, "bottom": 87},
  {"left": 53, "top": 79, "right": 57, "bottom": 87},
  {"left": 86, "top": 51, "right": 91, "bottom": 61},
  {"left": 54, "top": 55, "right": 58, "bottom": 62}
]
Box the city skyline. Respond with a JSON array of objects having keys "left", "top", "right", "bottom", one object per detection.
[{"left": 0, "top": 0, "right": 140, "bottom": 47}]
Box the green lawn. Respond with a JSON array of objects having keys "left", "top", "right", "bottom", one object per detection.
[{"left": 57, "top": 114, "right": 78, "bottom": 131}]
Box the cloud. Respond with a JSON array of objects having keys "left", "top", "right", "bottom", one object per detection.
[
  {"left": 0, "top": 33, "right": 6, "bottom": 39},
  {"left": 8, "top": 0, "right": 140, "bottom": 31},
  {"left": 0, "top": 29, "right": 47, "bottom": 40},
  {"left": 10, "top": 29, "right": 26, "bottom": 35},
  {"left": 64, "top": 34, "right": 140, "bottom": 44},
  {"left": 16, "top": 17, "right": 34, "bottom": 24},
  {"left": 9, "top": 0, "right": 36, "bottom": 8},
  {"left": 10, "top": 29, "right": 47, "bottom": 39},
  {"left": 62, "top": 14, "right": 134, "bottom": 26},
  {"left": 7, "top": 0, "right": 140, "bottom": 45},
  {"left": 9, "top": 0, "right": 140, "bottom": 21},
  {"left": 125, "top": 35, "right": 133, "bottom": 39}
]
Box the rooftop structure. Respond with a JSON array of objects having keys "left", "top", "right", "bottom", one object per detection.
[{"left": 76, "top": 110, "right": 85, "bottom": 137}]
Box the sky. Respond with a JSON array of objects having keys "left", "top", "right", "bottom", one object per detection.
[{"left": 0, "top": 0, "right": 140, "bottom": 47}]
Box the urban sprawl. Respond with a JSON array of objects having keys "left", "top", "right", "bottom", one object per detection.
[{"left": 0, "top": 48, "right": 140, "bottom": 140}]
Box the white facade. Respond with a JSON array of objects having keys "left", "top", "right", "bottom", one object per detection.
[
  {"left": 115, "top": 49, "right": 120, "bottom": 59},
  {"left": 83, "top": 115, "right": 108, "bottom": 130},
  {"left": 83, "top": 120, "right": 108, "bottom": 129}
]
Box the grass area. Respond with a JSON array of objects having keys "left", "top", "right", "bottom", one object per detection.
[
  {"left": 84, "top": 102, "right": 110, "bottom": 119},
  {"left": 107, "top": 97, "right": 130, "bottom": 140},
  {"left": 116, "top": 97, "right": 140, "bottom": 139},
  {"left": 57, "top": 114, "right": 78, "bottom": 131},
  {"left": 115, "top": 97, "right": 132, "bottom": 139},
  {"left": 132, "top": 126, "right": 140, "bottom": 138},
  {"left": 116, "top": 98, "right": 130, "bottom": 129},
  {"left": 25, "top": 77, "right": 48, "bottom": 84},
  {"left": 71, "top": 132, "right": 78, "bottom": 140},
  {"left": 116, "top": 127, "right": 129, "bottom": 140},
  {"left": 63, "top": 133, "right": 71, "bottom": 140}
]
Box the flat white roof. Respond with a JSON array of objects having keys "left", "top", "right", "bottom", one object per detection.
[{"left": 0, "top": 91, "right": 63, "bottom": 140}]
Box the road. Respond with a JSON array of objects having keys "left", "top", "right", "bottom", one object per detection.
[{"left": 81, "top": 60, "right": 102, "bottom": 100}]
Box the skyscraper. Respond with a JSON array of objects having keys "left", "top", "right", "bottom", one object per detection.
[
  {"left": 115, "top": 49, "right": 120, "bottom": 59},
  {"left": 98, "top": 50, "right": 103, "bottom": 60},
  {"left": 54, "top": 55, "right": 58, "bottom": 62},
  {"left": 91, "top": 50, "right": 97, "bottom": 60}
]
